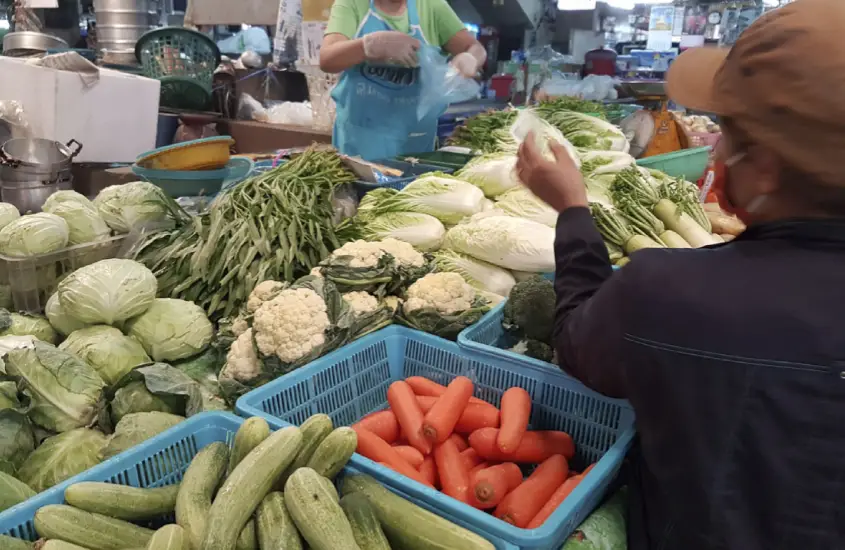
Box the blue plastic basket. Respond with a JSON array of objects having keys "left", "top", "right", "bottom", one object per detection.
[
  {"left": 236, "top": 326, "right": 635, "bottom": 549},
  {"left": 0, "top": 411, "right": 516, "bottom": 549},
  {"left": 354, "top": 159, "right": 453, "bottom": 197}
]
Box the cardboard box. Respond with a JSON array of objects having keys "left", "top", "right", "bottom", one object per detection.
[
  {"left": 218, "top": 120, "right": 331, "bottom": 154},
  {"left": 0, "top": 57, "right": 161, "bottom": 163}
]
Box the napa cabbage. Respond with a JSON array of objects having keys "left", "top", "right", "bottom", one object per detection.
[
  {"left": 443, "top": 215, "right": 555, "bottom": 272},
  {"left": 455, "top": 154, "right": 520, "bottom": 198},
  {"left": 369, "top": 173, "right": 485, "bottom": 225},
  {"left": 494, "top": 187, "right": 558, "bottom": 227},
  {"left": 432, "top": 249, "right": 516, "bottom": 297}
]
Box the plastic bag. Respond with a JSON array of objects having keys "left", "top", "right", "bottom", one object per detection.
[
  {"left": 265, "top": 101, "right": 313, "bottom": 126},
  {"left": 417, "top": 47, "right": 480, "bottom": 121},
  {"left": 216, "top": 27, "right": 272, "bottom": 56},
  {"left": 0, "top": 100, "right": 32, "bottom": 144},
  {"left": 237, "top": 93, "right": 268, "bottom": 122},
  {"left": 540, "top": 74, "right": 620, "bottom": 102}
]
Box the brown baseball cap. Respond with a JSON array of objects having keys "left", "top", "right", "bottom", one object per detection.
[{"left": 666, "top": 0, "right": 845, "bottom": 186}]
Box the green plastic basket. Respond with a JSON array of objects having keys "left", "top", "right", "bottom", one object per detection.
[
  {"left": 135, "top": 27, "right": 220, "bottom": 98},
  {"left": 397, "top": 151, "right": 475, "bottom": 170},
  {"left": 158, "top": 76, "right": 212, "bottom": 111},
  {"left": 636, "top": 146, "right": 711, "bottom": 181}
]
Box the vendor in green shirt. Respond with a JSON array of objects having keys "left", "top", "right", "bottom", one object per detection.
[{"left": 320, "top": 0, "right": 486, "bottom": 160}]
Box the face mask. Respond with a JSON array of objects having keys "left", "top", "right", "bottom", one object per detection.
[{"left": 701, "top": 151, "right": 767, "bottom": 224}]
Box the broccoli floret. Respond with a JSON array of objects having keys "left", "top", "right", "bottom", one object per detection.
[
  {"left": 503, "top": 276, "right": 555, "bottom": 343},
  {"left": 509, "top": 338, "right": 555, "bottom": 363}
]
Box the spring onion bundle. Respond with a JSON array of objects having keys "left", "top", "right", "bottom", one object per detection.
[{"left": 132, "top": 147, "right": 357, "bottom": 319}]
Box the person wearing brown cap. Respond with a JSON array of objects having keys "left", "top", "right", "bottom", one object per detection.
[{"left": 515, "top": 0, "right": 845, "bottom": 548}]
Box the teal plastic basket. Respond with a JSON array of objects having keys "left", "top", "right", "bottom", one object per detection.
[
  {"left": 236, "top": 326, "right": 635, "bottom": 549},
  {"left": 132, "top": 156, "right": 254, "bottom": 197},
  {"left": 0, "top": 412, "right": 515, "bottom": 549},
  {"left": 636, "top": 146, "right": 711, "bottom": 181}
]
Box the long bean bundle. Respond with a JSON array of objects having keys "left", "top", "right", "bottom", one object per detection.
[{"left": 132, "top": 147, "right": 357, "bottom": 319}]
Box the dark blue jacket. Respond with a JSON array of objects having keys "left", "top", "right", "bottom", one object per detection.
[{"left": 553, "top": 207, "right": 845, "bottom": 550}]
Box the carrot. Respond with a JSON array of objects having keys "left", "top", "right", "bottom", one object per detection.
[
  {"left": 525, "top": 474, "right": 584, "bottom": 528},
  {"left": 433, "top": 439, "right": 470, "bottom": 502},
  {"left": 449, "top": 433, "right": 469, "bottom": 451},
  {"left": 422, "top": 376, "right": 474, "bottom": 443},
  {"left": 469, "top": 462, "right": 490, "bottom": 477},
  {"left": 353, "top": 410, "right": 399, "bottom": 444},
  {"left": 406, "top": 376, "right": 487, "bottom": 405},
  {"left": 497, "top": 387, "right": 531, "bottom": 453},
  {"left": 494, "top": 455, "right": 569, "bottom": 527},
  {"left": 393, "top": 445, "right": 425, "bottom": 468},
  {"left": 353, "top": 427, "right": 432, "bottom": 486},
  {"left": 469, "top": 428, "right": 575, "bottom": 463},
  {"left": 460, "top": 448, "right": 483, "bottom": 471},
  {"left": 419, "top": 455, "right": 438, "bottom": 488},
  {"left": 470, "top": 463, "right": 523, "bottom": 509},
  {"left": 387, "top": 380, "right": 431, "bottom": 455},
  {"left": 416, "top": 396, "right": 500, "bottom": 434}
]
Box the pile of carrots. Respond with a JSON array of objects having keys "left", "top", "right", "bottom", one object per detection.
[{"left": 351, "top": 375, "right": 594, "bottom": 529}]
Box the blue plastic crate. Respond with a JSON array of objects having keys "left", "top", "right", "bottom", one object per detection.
[
  {"left": 0, "top": 411, "right": 515, "bottom": 550},
  {"left": 236, "top": 326, "right": 635, "bottom": 549},
  {"left": 354, "top": 159, "right": 451, "bottom": 196}
]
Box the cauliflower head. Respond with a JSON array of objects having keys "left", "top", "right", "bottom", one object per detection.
[
  {"left": 330, "top": 240, "right": 387, "bottom": 268},
  {"left": 252, "top": 287, "right": 330, "bottom": 363},
  {"left": 246, "top": 280, "right": 287, "bottom": 314},
  {"left": 377, "top": 238, "right": 425, "bottom": 268},
  {"left": 309, "top": 266, "right": 324, "bottom": 278},
  {"left": 404, "top": 272, "right": 475, "bottom": 315},
  {"left": 221, "top": 328, "right": 261, "bottom": 383},
  {"left": 231, "top": 315, "right": 250, "bottom": 337},
  {"left": 343, "top": 291, "right": 380, "bottom": 316}
]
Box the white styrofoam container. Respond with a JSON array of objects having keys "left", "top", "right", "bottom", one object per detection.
[{"left": 0, "top": 57, "right": 161, "bottom": 163}]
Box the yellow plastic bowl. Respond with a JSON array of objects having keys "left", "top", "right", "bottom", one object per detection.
[{"left": 136, "top": 136, "right": 235, "bottom": 171}]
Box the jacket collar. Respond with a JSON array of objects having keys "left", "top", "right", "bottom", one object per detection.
[{"left": 738, "top": 218, "right": 845, "bottom": 247}]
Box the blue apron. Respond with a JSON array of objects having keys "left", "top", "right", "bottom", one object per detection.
[{"left": 331, "top": 0, "right": 442, "bottom": 161}]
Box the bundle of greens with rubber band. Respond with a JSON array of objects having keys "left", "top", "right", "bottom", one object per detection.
[{"left": 590, "top": 203, "right": 664, "bottom": 256}]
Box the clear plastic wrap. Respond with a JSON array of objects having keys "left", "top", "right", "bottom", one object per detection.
[
  {"left": 0, "top": 101, "right": 32, "bottom": 143},
  {"left": 540, "top": 74, "right": 620, "bottom": 101},
  {"left": 417, "top": 48, "right": 480, "bottom": 121}
]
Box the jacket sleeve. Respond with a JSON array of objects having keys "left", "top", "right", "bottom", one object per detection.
[{"left": 552, "top": 207, "right": 630, "bottom": 398}]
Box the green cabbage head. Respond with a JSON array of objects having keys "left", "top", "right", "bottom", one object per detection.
[
  {"left": 4, "top": 342, "right": 105, "bottom": 432},
  {"left": 59, "top": 325, "right": 151, "bottom": 385},
  {"left": 101, "top": 411, "right": 184, "bottom": 460},
  {"left": 0, "top": 409, "right": 35, "bottom": 476},
  {"left": 0, "top": 312, "right": 58, "bottom": 344},
  {"left": 45, "top": 292, "right": 89, "bottom": 337},
  {"left": 42, "top": 190, "right": 94, "bottom": 211},
  {"left": 125, "top": 298, "right": 214, "bottom": 362},
  {"left": 17, "top": 428, "right": 106, "bottom": 492},
  {"left": 0, "top": 203, "right": 20, "bottom": 232},
  {"left": 0, "top": 213, "right": 69, "bottom": 257},
  {"left": 43, "top": 200, "right": 111, "bottom": 246},
  {"left": 57, "top": 258, "right": 157, "bottom": 325},
  {"left": 93, "top": 182, "right": 182, "bottom": 233}
]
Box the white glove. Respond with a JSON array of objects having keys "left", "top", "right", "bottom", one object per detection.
[
  {"left": 362, "top": 31, "right": 421, "bottom": 67},
  {"left": 450, "top": 44, "right": 487, "bottom": 78}
]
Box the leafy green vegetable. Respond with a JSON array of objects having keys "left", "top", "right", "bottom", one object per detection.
[
  {"left": 43, "top": 200, "right": 111, "bottom": 245},
  {"left": 503, "top": 276, "right": 555, "bottom": 344},
  {"left": 432, "top": 249, "right": 516, "bottom": 297},
  {"left": 0, "top": 203, "right": 20, "bottom": 232},
  {"left": 18, "top": 428, "right": 107, "bottom": 492},
  {"left": 93, "top": 181, "right": 190, "bottom": 233},
  {"left": 42, "top": 190, "right": 94, "bottom": 212},
  {"left": 0, "top": 470, "right": 35, "bottom": 512},
  {"left": 561, "top": 487, "right": 627, "bottom": 550},
  {"left": 0, "top": 213, "right": 68, "bottom": 257},
  {"left": 108, "top": 362, "right": 212, "bottom": 425},
  {"left": 455, "top": 154, "right": 520, "bottom": 198},
  {"left": 109, "top": 379, "right": 183, "bottom": 425},
  {"left": 0, "top": 312, "right": 58, "bottom": 344},
  {"left": 125, "top": 298, "right": 214, "bottom": 362},
  {"left": 45, "top": 292, "right": 89, "bottom": 337},
  {"left": 443, "top": 215, "right": 555, "bottom": 272},
  {"left": 338, "top": 212, "right": 445, "bottom": 252},
  {"left": 0, "top": 409, "right": 35, "bottom": 476},
  {"left": 57, "top": 258, "right": 158, "bottom": 325},
  {"left": 494, "top": 187, "right": 559, "bottom": 228},
  {"left": 58, "top": 325, "right": 151, "bottom": 385},
  {"left": 369, "top": 173, "right": 485, "bottom": 225},
  {"left": 396, "top": 297, "right": 489, "bottom": 341},
  {"left": 101, "top": 411, "right": 184, "bottom": 460},
  {"left": 5, "top": 342, "right": 105, "bottom": 433}
]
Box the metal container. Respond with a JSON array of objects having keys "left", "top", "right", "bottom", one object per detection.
[
  {"left": 97, "top": 24, "right": 151, "bottom": 43},
  {"left": 0, "top": 138, "right": 81, "bottom": 171},
  {"left": 94, "top": 0, "right": 157, "bottom": 60},
  {"left": 0, "top": 172, "right": 73, "bottom": 213},
  {"left": 2, "top": 32, "right": 68, "bottom": 57},
  {"left": 0, "top": 138, "right": 81, "bottom": 213}
]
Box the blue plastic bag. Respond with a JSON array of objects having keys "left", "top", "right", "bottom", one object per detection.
[{"left": 417, "top": 48, "right": 481, "bottom": 121}]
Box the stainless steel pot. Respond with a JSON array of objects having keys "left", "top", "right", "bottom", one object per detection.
[
  {"left": 2, "top": 32, "right": 69, "bottom": 57},
  {"left": 0, "top": 172, "right": 73, "bottom": 214},
  {"left": 0, "top": 138, "right": 82, "bottom": 171},
  {"left": 0, "top": 138, "right": 81, "bottom": 213}
]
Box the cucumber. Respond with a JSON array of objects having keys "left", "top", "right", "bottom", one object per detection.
[
  {"left": 145, "top": 525, "right": 189, "bottom": 550},
  {"left": 39, "top": 541, "right": 91, "bottom": 550},
  {"left": 0, "top": 534, "right": 32, "bottom": 550},
  {"left": 65, "top": 482, "right": 179, "bottom": 521},
  {"left": 235, "top": 520, "right": 257, "bottom": 550},
  {"left": 341, "top": 474, "right": 495, "bottom": 550},
  {"left": 228, "top": 417, "right": 270, "bottom": 476},
  {"left": 200, "top": 426, "right": 302, "bottom": 550},
  {"left": 256, "top": 492, "right": 303, "bottom": 550},
  {"left": 306, "top": 427, "right": 357, "bottom": 480},
  {"left": 175, "top": 441, "right": 229, "bottom": 550},
  {"left": 340, "top": 492, "right": 391, "bottom": 550},
  {"left": 284, "top": 468, "right": 360, "bottom": 550},
  {"left": 318, "top": 476, "right": 339, "bottom": 502},
  {"left": 278, "top": 414, "right": 333, "bottom": 487},
  {"left": 0, "top": 471, "right": 36, "bottom": 512},
  {"left": 34, "top": 504, "right": 154, "bottom": 550}
]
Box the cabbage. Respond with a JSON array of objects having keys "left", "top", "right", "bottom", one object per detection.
[
  {"left": 109, "top": 380, "right": 182, "bottom": 425},
  {"left": 101, "top": 411, "right": 184, "bottom": 460},
  {"left": 42, "top": 190, "right": 95, "bottom": 211},
  {"left": 552, "top": 110, "right": 630, "bottom": 152},
  {"left": 93, "top": 182, "right": 186, "bottom": 233},
  {"left": 354, "top": 212, "right": 445, "bottom": 252},
  {"left": 0, "top": 381, "right": 17, "bottom": 409},
  {"left": 0, "top": 312, "right": 58, "bottom": 344},
  {"left": 59, "top": 325, "right": 151, "bottom": 385},
  {"left": 506, "top": 110, "right": 582, "bottom": 167},
  {"left": 494, "top": 187, "right": 558, "bottom": 227},
  {"left": 455, "top": 154, "right": 520, "bottom": 198},
  {"left": 443, "top": 215, "right": 555, "bottom": 272},
  {"left": 108, "top": 362, "right": 209, "bottom": 424},
  {"left": 0, "top": 203, "right": 20, "bottom": 232},
  {"left": 0, "top": 409, "right": 35, "bottom": 476},
  {"left": 432, "top": 249, "right": 517, "bottom": 297},
  {"left": 58, "top": 258, "right": 158, "bottom": 325},
  {"left": 578, "top": 150, "right": 635, "bottom": 176},
  {"left": 45, "top": 292, "right": 89, "bottom": 337},
  {"left": 0, "top": 335, "right": 36, "bottom": 359},
  {"left": 17, "top": 428, "right": 106, "bottom": 492},
  {"left": 0, "top": 284, "right": 12, "bottom": 309},
  {"left": 125, "top": 298, "right": 214, "bottom": 362},
  {"left": 4, "top": 342, "right": 105, "bottom": 432},
  {"left": 43, "top": 200, "right": 111, "bottom": 245},
  {"left": 171, "top": 348, "right": 226, "bottom": 410},
  {"left": 0, "top": 213, "right": 69, "bottom": 257},
  {"left": 371, "top": 173, "right": 485, "bottom": 225}
]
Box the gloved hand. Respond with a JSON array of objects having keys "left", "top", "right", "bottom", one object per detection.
[
  {"left": 362, "top": 31, "right": 421, "bottom": 67},
  {"left": 450, "top": 52, "right": 479, "bottom": 78}
]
